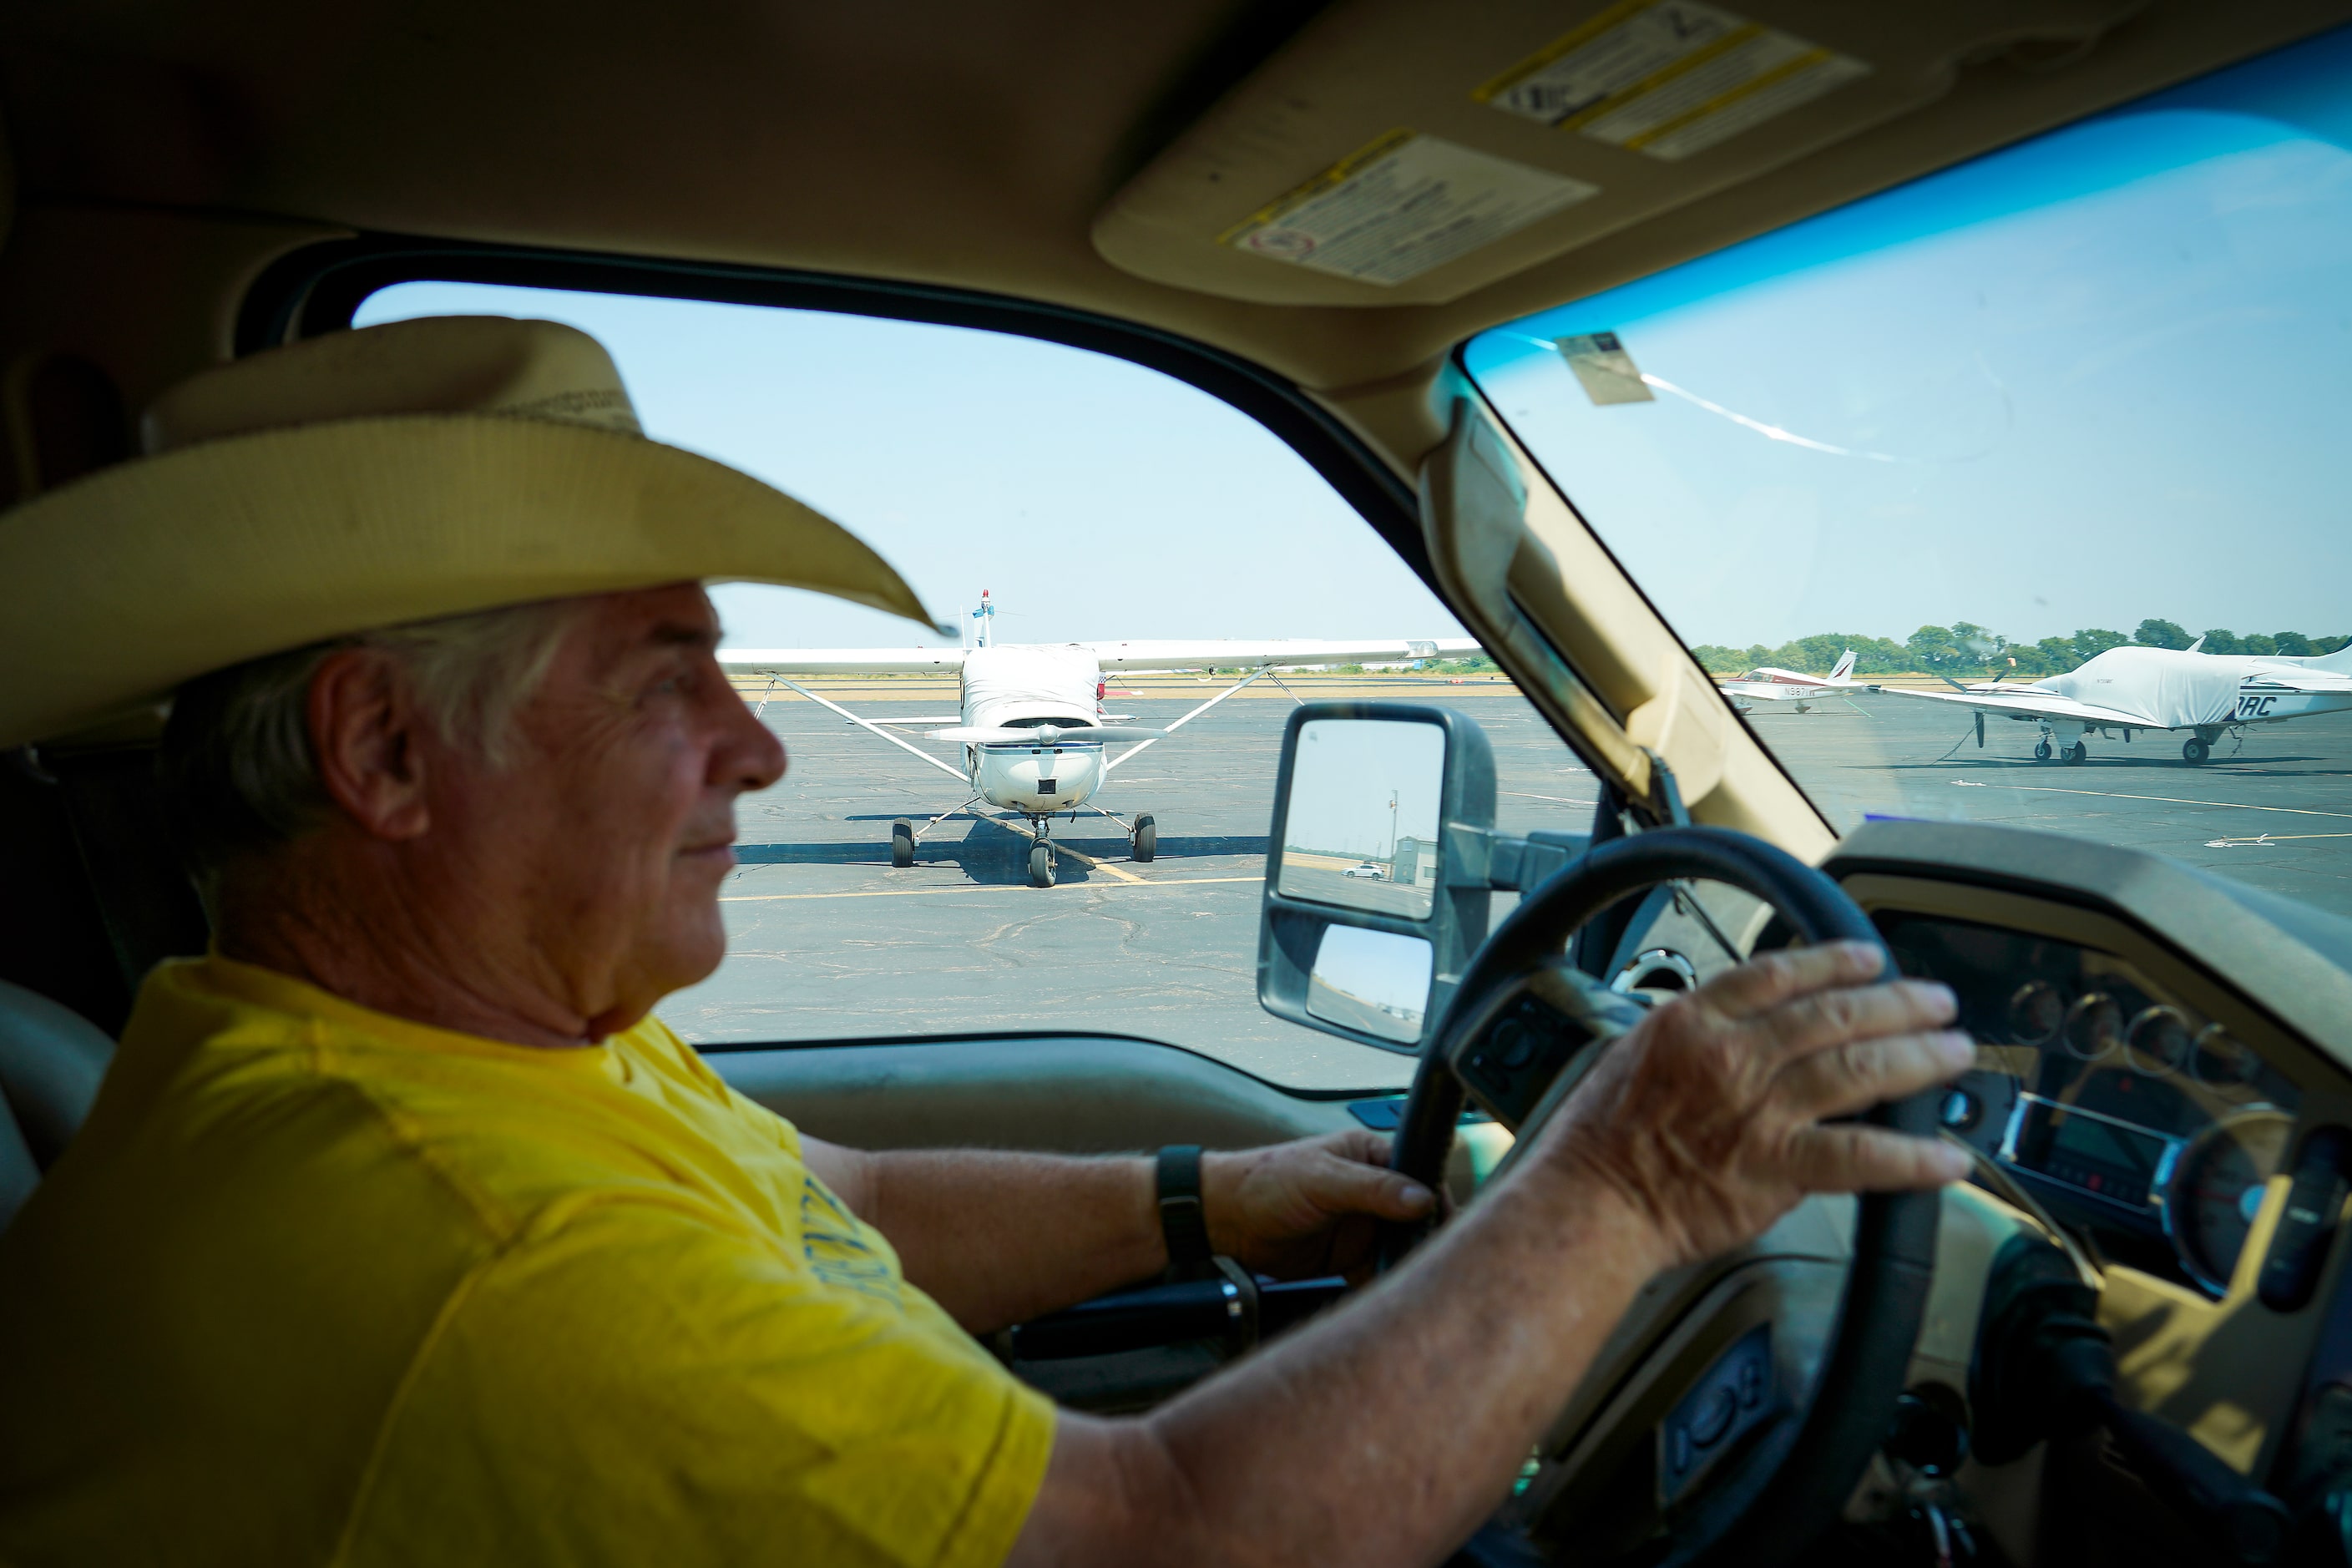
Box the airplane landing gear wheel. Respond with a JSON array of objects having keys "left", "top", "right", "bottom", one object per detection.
[
  {"left": 2066, "top": 741, "right": 2089, "bottom": 766},
  {"left": 2033, "top": 739, "right": 2053, "bottom": 761},
  {"left": 2183, "top": 736, "right": 2211, "bottom": 765},
  {"left": 889, "top": 819, "right": 914, "bottom": 868},
  {"left": 1028, "top": 842, "right": 1055, "bottom": 888},
  {"left": 1132, "top": 813, "right": 1156, "bottom": 862}
]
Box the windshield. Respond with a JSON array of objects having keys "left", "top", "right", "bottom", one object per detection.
[
  {"left": 356, "top": 282, "right": 1597, "bottom": 1091},
  {"left": 1465, "top": 27, "right": 2352, "bottom": 920}
]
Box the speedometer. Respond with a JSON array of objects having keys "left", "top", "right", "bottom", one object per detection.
[{"left": 2162, "top": 1109, "right": 2293, "bottom": 1297}]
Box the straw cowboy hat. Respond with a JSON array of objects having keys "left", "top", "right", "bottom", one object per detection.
[{"left": 0, "top": 315, "right": 941, "bottom": 749}]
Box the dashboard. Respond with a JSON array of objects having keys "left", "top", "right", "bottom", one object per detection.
[{"left": 1885, "top": 910, "right": 2303, "bottom": 1298}]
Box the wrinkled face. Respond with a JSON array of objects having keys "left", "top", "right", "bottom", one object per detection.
[{"left": 422, "top": 584, "right": 785, "bottom": 1035}]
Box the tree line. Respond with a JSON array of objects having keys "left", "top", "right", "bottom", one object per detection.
[{"left": 1690, "top": 620, "right": 2352, "bottom": 679}]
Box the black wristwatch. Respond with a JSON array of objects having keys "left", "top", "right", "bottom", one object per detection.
[{"left": 1156, "top": 1144, "right": 1215, "bottom": 1276}]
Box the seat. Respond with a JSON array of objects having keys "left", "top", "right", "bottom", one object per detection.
[{"left": 0, "top": 977, "right": 114, "bottom": 1230}]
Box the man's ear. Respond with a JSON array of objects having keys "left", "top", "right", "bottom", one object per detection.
[{"left": 308, "top": 648, "right": 432, "bottom": 841}]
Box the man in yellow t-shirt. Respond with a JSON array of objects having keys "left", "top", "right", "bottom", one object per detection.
[{"left": 0, "top": 318, "right": 1970, "bottom": 1567}]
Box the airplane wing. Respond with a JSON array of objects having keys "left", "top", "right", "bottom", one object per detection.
[
  {"left": 2240, "top": 672, "right": 2352, "bottom": 694},
  {"left": 1870, "top": 685, "right": 2156, "bottom": 728},
  {"left": 1078, "top": 638, "right": 1481, "bottom": 670},
  {"left": 928, "top": 724, "right": 1167, "bottom": 743},
  {"left": 721, "top": 647, "right": 968, "bottom": 674}
]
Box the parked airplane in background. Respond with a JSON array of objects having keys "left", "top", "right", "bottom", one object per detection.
[
  {"left": 1720, "top": 649, "right": 1862, "bottom": 712},
  {"left": 1874, "top": 638, "right": 2352, "bottom": 765},
  {"left": 724, "top": 591, "right": 1479, "bottom": 886}
]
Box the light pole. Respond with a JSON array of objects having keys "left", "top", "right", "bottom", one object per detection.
[{"left": 1388, "top": 792, "right": 1399, "bottom": 873}]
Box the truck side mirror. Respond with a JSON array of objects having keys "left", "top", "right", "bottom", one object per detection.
[{"left": 1257, "top": 704, "right": 1495, "bottom": 1055}]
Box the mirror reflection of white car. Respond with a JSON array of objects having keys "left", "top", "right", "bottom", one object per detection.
[{"left": 1343, "top": 863, "right": 1385, "bottom": 880}]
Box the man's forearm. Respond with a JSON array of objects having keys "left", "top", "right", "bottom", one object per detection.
[
  {"left": 860, "top": 1149, "right": 1166, "bottom": 1332},
  {"left": 1010, "top": 1150, "right": 1671, "bottom": 1568}
]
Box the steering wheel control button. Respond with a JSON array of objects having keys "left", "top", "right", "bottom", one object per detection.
[
  {"left": 2259, "top": 1126, "right": 2352, "bottom": 1313},
  {"left": 1940, "top": 1087, "right": 1980, "bottom": 1133},
  {"left": 1458, "top": 994, "right": 1591, "bottom": 1124},
  {"left": 1687, "top": 1386, "right": 1737, "bottom": 1447},
  {"left": 1735, "top": 1353, "right": 1767, "bottom": 1409},
  {"left": 1657, "top": 1324, "right": 1773, "bottom": 1504}
]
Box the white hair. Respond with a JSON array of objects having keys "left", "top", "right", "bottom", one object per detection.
[{"left": 159, "top": 598, "right": 586, "bottom": 871}]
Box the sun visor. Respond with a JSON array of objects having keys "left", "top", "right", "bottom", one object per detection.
[{"left": 1093, "top": 0, "right": 2147, "bottom": 307}]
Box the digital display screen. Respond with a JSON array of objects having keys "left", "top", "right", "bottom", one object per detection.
[
  {"left": 2015, "top": 1100, "right": 2171, "bottom": 1207},
  {"left": 2051, "top": 1108, "right": 2165, "bottom": 1175}
]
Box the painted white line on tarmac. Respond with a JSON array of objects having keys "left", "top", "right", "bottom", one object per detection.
[
  {"left": 1952, "top": 780, "right": 2352, "bottom": 821},
  {"left": 722, "top": 875, "right": 1264, "bottom": 903},
  {"left": 2207, "top": 832, "right": 2352, "bottom": 847},
  {"left": 1502, "top": 791, "right": 1598, "bottom": 807}
]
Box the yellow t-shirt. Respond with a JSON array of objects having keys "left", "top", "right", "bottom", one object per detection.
[{"left": 0, "top": 956, "right": 1055, "bottom": 1567}]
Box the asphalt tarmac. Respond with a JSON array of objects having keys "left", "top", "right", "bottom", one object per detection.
[
  {"left": 665, "top": 676, "right": 1592, "bottom": 1092},
  {"left": 662, "top": 675, "right": 2352, "bottom": 1092},
  {"left": 1753, "top": 696, "right": 2352, "bottom": 918}
]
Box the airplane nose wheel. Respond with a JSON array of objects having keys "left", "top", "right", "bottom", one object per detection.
[
  {"left": 2183, "top": 736, "right": 2211, "bottom": 765},
  {"left": 890, "top": 818, "right": 915, "bottom": 868},
  {"left": 1028, "top": 842, "right": 1055, "bottom": 888},
  {"left": 2033, "top": 738, "right": 2053, "bottom": 761},
  {"left": 1131, "top": 812, "right": 1156, "bottom": 863}
]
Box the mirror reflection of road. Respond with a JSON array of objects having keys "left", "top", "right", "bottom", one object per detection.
[
  {"left": 1281, "top": 862, "right": 1431, "bottom": 918},
  {"left": 1305, "top": 975, "right": 1420, "bottom": 1039},
  {"left": 668, "top": 676, "right": 1594, "bottom": 1092}
]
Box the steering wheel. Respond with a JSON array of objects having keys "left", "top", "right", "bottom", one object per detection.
[{"left": 1385, "top": 826, "right": 1940, "bottom": 1568}]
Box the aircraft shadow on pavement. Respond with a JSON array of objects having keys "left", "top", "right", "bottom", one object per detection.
[
  {"left": 1894, "top": 746, "right": 2346, "bottom": 776},
  {"left": 740, "top": 816, "right": 1269, "bottom": 885}
]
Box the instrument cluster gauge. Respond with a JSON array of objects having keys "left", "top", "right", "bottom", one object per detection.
[
  {"left": 2126, "top": 1006, "right": 2193, "bottom": 1077},
  {"left": 2008, "top": 980, "right": 2066, "bottom": 1045},
  {"left": 2192, "top": 1026, "right": 2261, "bottom": 1090},
  {"left": 2063, "top": 993, "right": 2125, "bottom": 1062},
  {"left": 2162, "top": 1109, "right": 2294, "bottom": 1297}
]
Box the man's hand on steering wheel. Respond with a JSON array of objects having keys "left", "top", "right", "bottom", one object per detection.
[
  {"left": 1544, "top": 938, "right": 1974, "bottom": 1269},
  {"left": 1203, "top": 1130, "right": 1440, "bottom": 1282}
]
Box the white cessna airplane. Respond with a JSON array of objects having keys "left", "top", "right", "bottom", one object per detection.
[
  {"left": 1719, "top": 649, "right": 1862, "bottom": 712},
  {"left": 724, "top": 591, "right": 1479, "bottom": 886},
  {"left": 1874, "top": 637, "right": 2352, "bottom": 765}
]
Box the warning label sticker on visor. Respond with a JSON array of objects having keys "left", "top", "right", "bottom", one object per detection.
[
  {"left": 1475, "top": 0, "right": 1868, "bottom": 162},
  {"left": 1219, "top": 129, "right": 1600, "bottom": 286}
]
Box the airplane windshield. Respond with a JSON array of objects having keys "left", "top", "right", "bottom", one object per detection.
[{"left": 1464, "top": 26, "right": 2352, "bottom": 922}]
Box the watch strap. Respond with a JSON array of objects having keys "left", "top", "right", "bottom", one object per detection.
[{"left": 1156, "top": 1144, "right": 1213, "bottom": 1275}]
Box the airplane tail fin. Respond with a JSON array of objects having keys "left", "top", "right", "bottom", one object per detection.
[
  {"left": 2307, "top": 638, "right": 2352, "bottom": 674},
  {"left": 1829, "top": 648, "right": 1857, "bottom": 682}
]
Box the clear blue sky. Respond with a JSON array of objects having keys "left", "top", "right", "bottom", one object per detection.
[
  {"left": 1464, "top": 27, "right": 2352, "bottom": 653},
  {"left": 357, "top": 283, "right": 1467, "bottom": 650}
]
